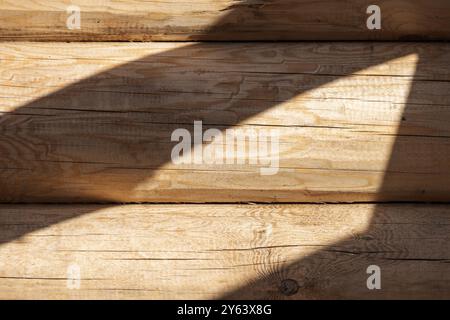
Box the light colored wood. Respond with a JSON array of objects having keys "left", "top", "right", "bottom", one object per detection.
[
  {"left": 1, "top": 42, "right": 450, "bottom": 203},
  {"left": 1, "top": 0, "right": 450, "bottom": 41},
  {"left": 1, "top": 203, "right": 449, "bottom": 299}
]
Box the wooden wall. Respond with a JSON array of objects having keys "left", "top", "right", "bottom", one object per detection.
[{"left": 1, "top": 0, "right": 449, "bottom": 300}]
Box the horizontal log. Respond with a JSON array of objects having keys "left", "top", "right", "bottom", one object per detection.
[
  {"left": 1, "top": 203, "right": 449, "bottom": 299},
  {"left": 0, "top": 1, "right": 450, "bottom": 41},
  {"left": 1, "top": 42, "right": 450, "bottom": 203}
]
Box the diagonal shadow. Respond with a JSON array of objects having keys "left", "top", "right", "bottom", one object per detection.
[
  {"left": 219, "top": 52, "right": 450, "bottom": 299},
  {"left": 1, "top": 0, "right": 450, "bottom": 298}
]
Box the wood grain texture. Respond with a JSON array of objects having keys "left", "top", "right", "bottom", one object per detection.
[
  {"left": 1, "top": 203, "right": 449, "bottom": 299},
  {"left": 1, "top": 42, "right": 450, "bottom": 203},
  {"left": 1, "top": 0, "right": 450, "bottom": 41}
]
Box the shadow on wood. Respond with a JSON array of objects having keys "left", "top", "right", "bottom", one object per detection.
[{"left": 0, "top": 0, "right": 450, "bottom": 298}]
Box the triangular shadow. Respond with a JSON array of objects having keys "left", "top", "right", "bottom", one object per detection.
[{"left": 1, "top": 0, "right": 450, "bottom": 298}]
